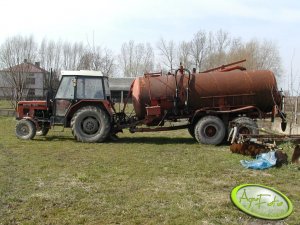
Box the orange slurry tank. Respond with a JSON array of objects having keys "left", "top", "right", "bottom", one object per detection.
[{"left": 131, "top": 70, "right": 282, "bottom": 120}]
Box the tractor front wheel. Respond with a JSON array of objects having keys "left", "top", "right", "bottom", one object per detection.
[
  {"left": 15, "top": 119, "right": 36, "bottom": 140},
  {"left": 71, "top": 106, "right": 111, "bottom": 143}
]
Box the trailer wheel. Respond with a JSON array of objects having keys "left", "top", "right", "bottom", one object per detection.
[
  {"left": 71, "top": 106, "right": 110, "bottom": 143},
  {"left": 231, "top": 117, "right": 258, "bottom": 135},
  {"left": 36, "top": 127, "right": 49, "bottom": 136},
  {"left": 194, "top": 116, "right": 226, "bottom": 145},
  {"left": 15, "top": 119, "right": 36, "bottom": 140}
]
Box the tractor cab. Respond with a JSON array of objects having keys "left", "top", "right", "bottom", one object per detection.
[{"left": 53, "top": 70, "right": 111, "bottom": 124}]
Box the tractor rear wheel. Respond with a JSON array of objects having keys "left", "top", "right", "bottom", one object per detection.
[
  {"left": 194, "top": 116, "right": 226, "bottom": 145},
  {"left": 15, "top": 119, "right": 36, "bottom": 140},
  {"left": 71, "top": 106, "right": 110, "bottom": 143}
]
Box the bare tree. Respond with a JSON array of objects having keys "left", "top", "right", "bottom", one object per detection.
[
  {"left": 78, "top": 51, "right": 94, "bottom": 71},
  {"left": 205, "top": 30, "right": 231, "bottom": 69},
  {"left": 177, "top": 41, "right": 192, "bottom": 69},
  {"left": 190, "top": 31, "right": 207, "bottom": 71},
  {"left": 199, "top": 30, "right": 232, "bottom": 70},
  {"left": 0, "top": 35, "right": 38, "bottom": 108},
  {"left": 282, "top": 50, "right": 300, "bottom": 135},
  {"left": 119, "top": 40, "right": 134, "bottom": 77},
  {"left": 60, "top": 41, "right": 85, "bottom": 70},
  {"left": 256, "top": 40, "right": 282, "bottom": 77},
  {"left": 38, "top": 38, "right": 62, "bottom": 90},
  {"left": 227, "top": 37, "right": 243, "bottom": 61},
  {"left": 100, "top": 48, "right": 116, "bottom": 77},
  {"left": 215, "top": 29, "right": 231, "bottom": 54},
  {"left": 39, "top": 38, "right": 62, "bottom": 73},
  {"left": 156, "top": 38, "right": 177, "bottom": 72},
  {"left": 118, "top": 40, "right": 154, "bottom": 77},
  {"left": 134, "top": 42, "right": 154, "bottom": 75},
  {"left": 78, "top": 46, "right": 116, "bottom": 77},
  {"left": 227, "top": 39, "right": 282, "bottom": 77}
]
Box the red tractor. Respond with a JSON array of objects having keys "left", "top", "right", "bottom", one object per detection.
[
  {"left": 16, "top": 70, "right": 114, "bottom": 142},
  {"left": 15, "top": 61, "right": 287, "bottom": 145}
]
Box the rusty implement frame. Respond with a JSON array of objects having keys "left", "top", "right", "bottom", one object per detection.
[
  {"left": 239, "top": 134, "right": 300, "bottom": 143},
  {"left": 229, "top": 125, "right": 300, "bottom": 144},
  {"left": 129, "top": 124, "right": 189, "bottom": 133}
]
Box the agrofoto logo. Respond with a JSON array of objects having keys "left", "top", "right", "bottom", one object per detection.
[{"left": 231, "top": 184, "right": 293, "bottom": 220}]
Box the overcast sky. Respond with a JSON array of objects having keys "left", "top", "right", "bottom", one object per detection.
[{"left": 0, "top": 0, "right": 299, "bottom": 90}]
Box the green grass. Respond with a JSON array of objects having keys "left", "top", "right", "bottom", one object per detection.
[
  {"left": 0, "top": 100, "right": 13, "bottom": 109},
  {"left": 0, "top": 116, "right": 299, "bottom": 224}
]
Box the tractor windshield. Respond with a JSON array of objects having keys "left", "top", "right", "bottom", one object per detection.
[{"left": 55, "top": 76, "right": 75, "bottom": 99}]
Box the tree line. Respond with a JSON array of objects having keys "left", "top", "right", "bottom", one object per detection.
[{"left": 0, "top": 29, "right": 282, "bottom": 78}]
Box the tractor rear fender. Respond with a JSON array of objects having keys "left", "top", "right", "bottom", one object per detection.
[{"left": 65, "top": 100, "right": 113, "bottom": 127}]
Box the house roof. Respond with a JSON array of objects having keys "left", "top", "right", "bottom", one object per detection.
[{"left": 1, "top": 62, "right": 48, "bottom": 74}]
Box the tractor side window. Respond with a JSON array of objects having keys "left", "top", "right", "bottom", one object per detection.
[
  {"left": 77, "top": 77, "right": 104, "bottom": 99},
  {"left": 55, "top": 76, "right": 75, "bottom": 99}
]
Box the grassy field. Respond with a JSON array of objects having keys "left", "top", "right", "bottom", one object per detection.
[
  {"left": 0, "top": 100, "right": 13, "bottom": 109},
  {"left": 0, "top": 116, "right": 299, "bottom": 225}
]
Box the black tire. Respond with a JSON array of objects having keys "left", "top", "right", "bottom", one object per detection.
[
  {"left": 194, "top": 116, "right": 226, "bottom": 145},
  {"left": 71, "top": 106, "right": 111, "bottom": 143},
  {"left": 36, "top": 127, "right": 49, "bottom": 136},
  {"left": 188, "top": 124, "right": 195, "bottom": 139},
  {"left": 231, "top": 117, "right": 258, "bottom": 135},
  {"left": 15, "top": 119, "right": 36, "bottom": 140},
  {"left": 107, "top": 133, "right": 119, "bottom": 141}
]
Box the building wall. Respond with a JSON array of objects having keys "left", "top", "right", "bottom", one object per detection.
[
  {"left": 109, "top": 77, "right": 134, "bottom": 103},
  {"left": 26, "top": 72, "right": 45, "bottom": 97},
  {"left": 0, "top": 72, "right": 12, "bottom": 98}
]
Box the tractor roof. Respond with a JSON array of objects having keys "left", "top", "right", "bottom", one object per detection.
[{"left": 61, "top": 70, "right": 105, "bottom": 77}]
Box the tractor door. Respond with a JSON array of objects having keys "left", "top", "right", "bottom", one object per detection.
[
  {"left": 54, "top": 76, "right": 75, "bottom": 124},
  {"left": 76, "top": 76, "right": 105, "bottom": 99}
]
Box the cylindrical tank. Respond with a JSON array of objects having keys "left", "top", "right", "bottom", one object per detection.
[{"left": 131, "top": 70, "right": 282, "bottom": 119}]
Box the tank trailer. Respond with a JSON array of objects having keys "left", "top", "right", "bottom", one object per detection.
[{"left": 15, "top": 60, "right": 286, "bottom": 145}]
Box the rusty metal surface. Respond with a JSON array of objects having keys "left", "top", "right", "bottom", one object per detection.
[
  {"left": 230, "top": 142, "right": 272, "bottom": 157},
  {"left": 17, "top": 100, "right": 47, "bottom": 119},
  {"left": 131, "top": 69, "right": 281, "bottom": 120},
  {"left": 129, "top": 124, "right": 189, "bottom": 133},
  {"left": 190, "top": 70, "right": 280, "bottom": 112}
]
